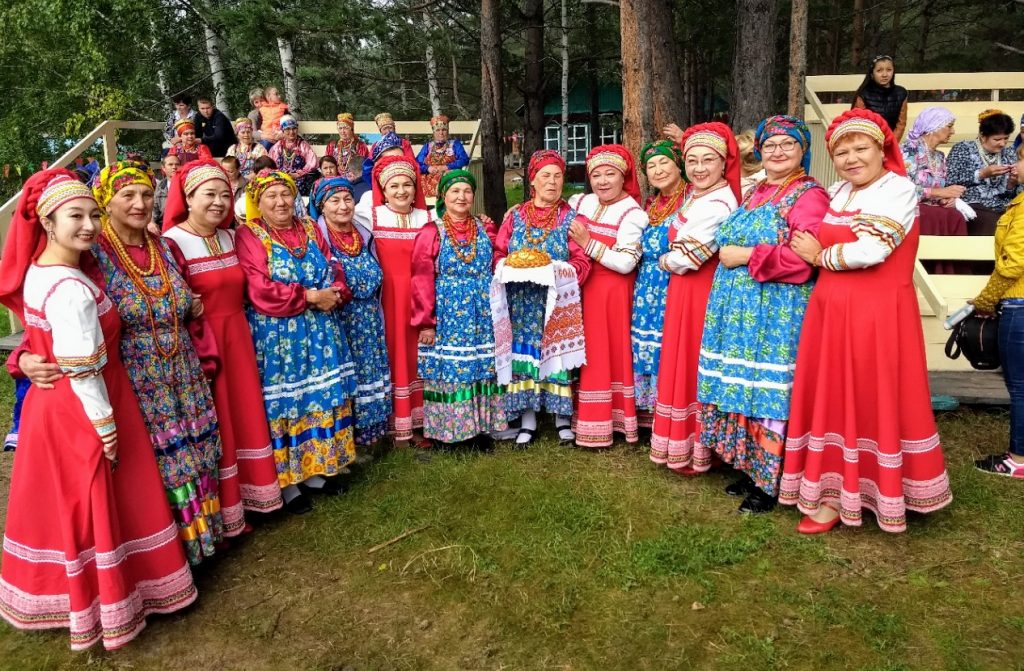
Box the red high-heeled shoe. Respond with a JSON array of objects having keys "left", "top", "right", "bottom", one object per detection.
[{"left": 797, "top": 512, "right": 841, "bottom": 535}]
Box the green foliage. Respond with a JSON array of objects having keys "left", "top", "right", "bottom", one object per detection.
[{"left": 2, "top": 0, "right": 1024, "bottom": 170}]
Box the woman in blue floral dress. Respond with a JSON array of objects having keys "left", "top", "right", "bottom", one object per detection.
[
  {"left": 696, "top": 116, "right": 828, "bottom": 514},
  {"left": 236, "top": 169, "right": 357, "bottom": 515},
  {"left": 411, "top": 170, "right": 507, "bottom": 448},
  {"left": 310, "top": 176, "right": 392, "bottom": 447},
  {"left": 91, "top": 161, "right": 225, "bottom": 565},
  {"left": 632, "top": 141, "right": 686, "bottom": 427}
]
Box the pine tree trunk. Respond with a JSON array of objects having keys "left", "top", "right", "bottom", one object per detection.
[
  {"left": 620, "top": 0, "right": 653, "bottom": 166},
  {"left": 851, "top": 0, "right": 865, "bottom": 69},
  {"left": 424, "top": 11, "right": 442, "bottom": 116},
  {"left": 731, "top": 0, "right": 779, "bottom": 131},
  {"left": 480, "top": 0, "right": 508, "bottom": 219},
  {"left": 560, "top": 0, "right": 569, "bottom": 157},
  {"left": 916, "top": 0, "right": 932, "bottom": 70},
  {"left": 891, "top": 0, "right": 903, "bottom": 49},
  {"left": 647, "top": 0, "right": 687, "bottom": 130},
  {"left": 204, "top": 25, "right": 231, "bottom": 117},
  {"left": 522, "top": 0, "right": 546, "bottom": 165},
  {"left": 787, "top": 0, "right": 808, "bottom": 117},
  {"left": 277, "top": 36, "right": 300, "bottom": 114}
]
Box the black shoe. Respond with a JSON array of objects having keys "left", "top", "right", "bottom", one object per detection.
[
  {"left": 298, "top": 477, "right": 344, "bottom": 497},
  {"left": 725, "top": 474, "right": 756, "bottom": 497},
  {"left": 474, "top": 435, "right": 495, "bottom": 452},
  {"left": 285, "top": 493, "right": 313, "bottom": 515},
  {"left": 319, "top": 476, "right": 345, "bottom": 495},
  {"left": 738, "top": 489, "right": 777, "bottom": 514}
]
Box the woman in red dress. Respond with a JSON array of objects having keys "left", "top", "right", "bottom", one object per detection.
[
  {"left": 162, "top": 160, "right": 284, "bottom": 533},
  {"left": 354, "top": 155, "right": 432, "bottom": 446},
  {"left": 567, "top": 145, "right": 647, "bottom": 447},
  {"left": 0, "top": 170, "right": 196, "bottom": 650},
  {"left": 649, "top": 123, "right": 741, "bottom": 471},
  {"left": 783, "top": 109, "right": 953, "bottom": 533}
]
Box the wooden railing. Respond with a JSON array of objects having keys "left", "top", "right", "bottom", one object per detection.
[
  {"left": 0, "top": 118, "right": 483, "bottom": 248},
  {"left": 0, "top": 120, "right": 165, "bottom": 250}
]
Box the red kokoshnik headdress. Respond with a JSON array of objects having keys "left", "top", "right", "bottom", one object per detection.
[
  {"left": 0, "top": 168, "right": 96, "bottom": 317},
  {"left": 825, "top": 108, "right": 907, "bottom": 177},
  {"left": 678, "top": 122, "right": 742, "bottom": 201},
  {"left": 162, "top": 159, "right": 234, "bottom": 232},
  {"left": 371, "top": 155, "right": 427, "bottom": 210},
  {"left": 584, "top": 144, "right": 642, "bottom": 202}
]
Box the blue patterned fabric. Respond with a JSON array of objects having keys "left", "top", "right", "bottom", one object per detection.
[
  {"left": 327, "top": 227, "right": 392, "bottom": 446},
  {"left": 630, "top": 215, "right": 672, "bottom": 412},
  {"left": 245, "top": 219, "right": 357, "bottom": 483},
  {"left": 697, "top": 182, "right": 817, "bottom": 420},
  {"left": 418, "top": 220, "right": 506, "bottom": 441}
]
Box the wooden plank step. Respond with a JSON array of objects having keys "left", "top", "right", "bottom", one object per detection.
[
  {"left": 929, "top": 370, "right": 1008, "bottom": 405},
  {"left": 0, "top": 333, "right": 22, "bottom": 355}
]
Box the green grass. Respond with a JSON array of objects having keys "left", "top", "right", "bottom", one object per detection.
[{"left": 0, "top": 408, "right": 1021, "bottom": 670}]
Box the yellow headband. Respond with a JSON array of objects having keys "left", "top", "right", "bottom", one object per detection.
[
  {"left": 827, "top": 118, "right": 885, "bottom": 151},
  {"left": 978, "top": 109, "right": 1005, "bottom": 123}
]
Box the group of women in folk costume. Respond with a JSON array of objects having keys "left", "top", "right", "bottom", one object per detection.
[
  {"left": 565, "top": 110, "right": 950, "bottom": 533},
  {"left": 0, "top": 108, "right": 955, "bottom": 652}
]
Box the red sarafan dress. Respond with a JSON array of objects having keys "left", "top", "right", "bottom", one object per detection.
[
  {"left": 0, "top": 265, "right": 196, "bottom": 650},
  {"left": 164, "top": 226, "right": 284, "bottom": 531},
  {"left": 779, "top": 172, "right": 953, "bottom": 532},
  {"left": 650, "top": 184, "right": 738, "bottom": 470},
  {"left": 360, "top": 205, "right": 432, "bottom": 440},
  {"left": 569, "top": 192, "right": 647, "bottom": 447}
]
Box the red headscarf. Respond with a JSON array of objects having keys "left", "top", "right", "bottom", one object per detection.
[
  {"left": 0, "top": 168, "right": 95, "bottom": 317},
  {"left": 584, "top": 144, "right": 641, "bottom": 202},
  {"left": 162, "top": 159, "right": 234, "bottom": 231},
  {"left": 825, "top": 108, "right": 907, "bottom": 177},
  {"left": 678, "top": 122, "right": 742, "bottom": 201},
  {"left": 371, "top": 155, "right": 427, "bottom": 210},
  {"left": 527, "top": 149, "right": 566, "bottom": 183}
]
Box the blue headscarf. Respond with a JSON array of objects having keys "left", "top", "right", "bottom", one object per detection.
[
  {"left": 308, "top": 176, "right": 355, "bottom": 220},
  {"left": 1015, "top": 113, "right": 1024, "bottom": 151},
  {"left": 754, "top": 115, "right": 812, "bottom": 173},
  {"left": 371, "top": 132, "right": 403, "bottom": 163}
]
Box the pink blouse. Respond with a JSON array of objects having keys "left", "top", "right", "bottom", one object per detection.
[
  {"left": 235, "top": 222, "right": 352, "bottom": 318},
  {"left": 410, "top": 218, "right": 498, "bottom": 329},
  {"left": 744, "top": 180, "right": 828, "bottom": 284}
]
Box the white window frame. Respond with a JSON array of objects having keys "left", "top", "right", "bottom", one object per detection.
[
  {"left": 544, "top": 125, "right": 561, "bottom": 152},
  {"left": 566, "top": 124, "right": 590, "bottom": 165}
]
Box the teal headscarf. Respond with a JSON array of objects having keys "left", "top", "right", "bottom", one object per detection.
[
  {"left": 640, "top": 140, "right": 683, "bottom": 175},
  {"left": 435, "top": 168, "right": 476, "bottom": 218}
]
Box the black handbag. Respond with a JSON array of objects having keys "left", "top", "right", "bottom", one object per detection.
[{"left": 945, "top": 313, "right": 1001, "bottom": 370}]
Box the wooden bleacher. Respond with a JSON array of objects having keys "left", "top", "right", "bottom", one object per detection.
[{"left": 804, "top": 73, "right": 1022, "bottom": 403}]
